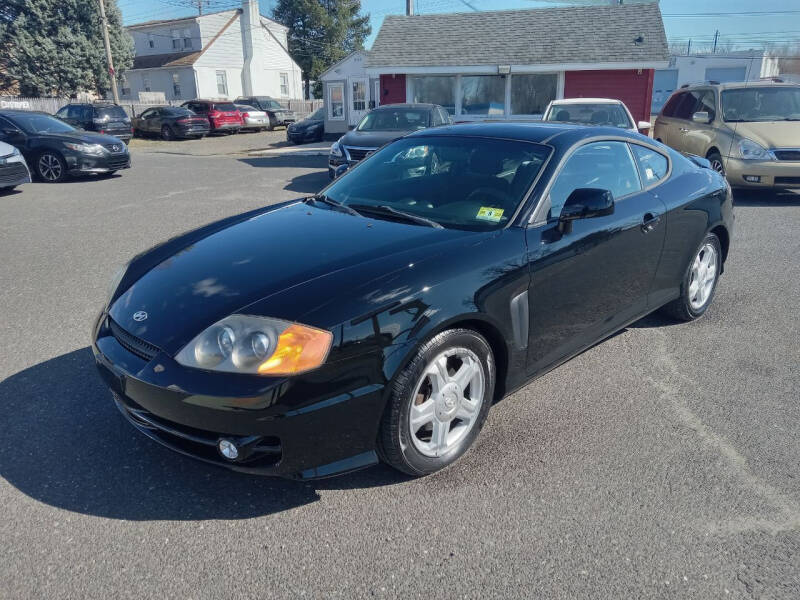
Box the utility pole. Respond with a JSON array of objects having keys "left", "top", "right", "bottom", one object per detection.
[
  {"left": 196, "top": 0, "right": 205, "bottom": 16},
  {"left": 687, "top": 38, "right": 691, "bottom": 55},
  {"left": 98, "top": 0, "right": 120, "bottom": 103},
  {"left": 406, "top": 0, "right": 413, "bottom": 16},
  {"left": 712, "top": 29, "right": 719, "bottom": 54}
]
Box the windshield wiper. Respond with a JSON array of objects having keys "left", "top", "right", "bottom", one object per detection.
[
  {"left": 349, "top": 204, "right": 443, "bottom": 229},
  {"left": 304, "top": 194, "right": 360, "bottom": 216}
]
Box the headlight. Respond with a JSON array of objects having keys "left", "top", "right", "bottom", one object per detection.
[
  {"left": 106, "top": 263, "right": 128, "bottom": 307},
  {"left": 6, "top": 147, "right": 20, "bottom": 157},
  {"left": 737, "top": 138, "right": 772, "bottom": 161},
  {"left": 175, "top": 315, "right": 333, "bottom": 376},
  {"left": 330, "top": 140, "right": 344, "bottom": 158},
  {"left": 64, "top": 142, "right": 106, "bottom": 156}
]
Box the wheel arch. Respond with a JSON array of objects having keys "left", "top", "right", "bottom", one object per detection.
[
  {"left": 710, "top": 224, "right": 730, "bottom": 264},
  {"left": 706, "top": 146, "right": 721, "bottom": 159}
]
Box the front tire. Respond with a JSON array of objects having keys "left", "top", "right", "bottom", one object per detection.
[
  {"left": 36, "top": 151, "right": 67, "bottom": 183},
  {"left": 378, "top": 329, "right": 495, "bottom": 476},
  {"left": 708, "top": 151, "right": 725, "bottom": 177},
  {"left": 661, "top": 232, "right": 722, "bottom": 321}
]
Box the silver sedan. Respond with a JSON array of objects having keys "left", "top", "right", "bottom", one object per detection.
[{"left": 234, "top": 104, "right": 270, "bottom": 131}]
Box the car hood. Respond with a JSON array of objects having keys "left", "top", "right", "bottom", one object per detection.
[
  {"left": 339, "top": 129, "right": 415, "bottom": 149},
  {"left": 291, "top": 118, "right": 323, "bottom": 130},
  {"left": 39, "top": 131, "right": 125, "bottom": 145},
  {"left": 109, "top": 201, "right": 473, "bottom": 354},
  {"left": 731, "top": 121, "right": 800, "bottom": 149}
]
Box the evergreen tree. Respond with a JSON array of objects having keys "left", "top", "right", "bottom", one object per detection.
[
  {"left": 0, "top": 0, "right": 133, "bottom": 97},
  {"left": 272, "top": 0, "right": 370, "bottom": 99}
]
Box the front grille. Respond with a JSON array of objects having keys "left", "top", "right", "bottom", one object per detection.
[
  {"left": 104, "top": 143, "right": 126, "bottom": 153},
  {"left": 106, "top": 156, "right": 130, "bottom": 170},
  {"left": 108, "top": 318, "right": 160, "bottom": 361},
  {"left": 775, "top": 176, "right": 800, "bottom": 185},
  {"left": 773, "top": 150, "right": 800, "bottom": 161},
  {"left": 344, "top": 146, "right": 375, "bottom": 161},
  {"left": 114, "top": 393, "right": 282, "bottom": 468},
  {"left": 0, "top": 162, "right": 28, "bottom": 183}
]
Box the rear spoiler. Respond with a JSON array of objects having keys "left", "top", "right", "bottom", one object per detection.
[{"left": 683, "top": 153, "right": 712, "bottom": 170}]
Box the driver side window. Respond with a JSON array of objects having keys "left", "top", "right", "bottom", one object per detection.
[{"left": 548, "top": 141, "right": 642, "bottom": 219}]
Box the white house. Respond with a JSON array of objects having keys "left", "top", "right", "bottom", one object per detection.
[
  {"left": 122, "top": 0, "right": 302, "bottom": 102},
  {"left": 319, "top": 51, "right": 379, "bottom": 134},
  {"left": 652, "top": 51, "right": 780, "bottom": 114}
]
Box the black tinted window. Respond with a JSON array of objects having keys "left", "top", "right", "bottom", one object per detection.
[
  {"left": 164, "top": 107, "right": 193, "bottom": 116},
  {"left": 95, "top": 105, "right": 127, "bottom": 120},
  {"left": 674, "top": 92, "right": 700, "bottom": 120},
  {"left": 213, "top": 102, "right": 237, "bottom": 111}
]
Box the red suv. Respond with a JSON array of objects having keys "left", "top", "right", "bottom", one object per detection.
[{"left": 181, "top": 100, "right": 242, "bottom": 134}]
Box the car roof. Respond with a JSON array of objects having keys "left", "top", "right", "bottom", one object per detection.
[
  {"left": 679, "top": 81, "right": 800, "bottom": 91},
  {"left": 550, "top": 98, "right": 624, "bottom": 105},
  {"left": 404, "top": 121, "right": 655, "bottom": 151},
  {"left": 375, "top": 103, "right": 440, "bottom": 110}
]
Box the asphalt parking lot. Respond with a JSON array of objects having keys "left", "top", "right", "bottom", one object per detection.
[{"left": 1, "top": 146, "right": 799, "bottom": 599}]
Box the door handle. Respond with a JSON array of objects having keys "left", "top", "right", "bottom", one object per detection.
[{"left": 641, "top": 213, "right": 661, "bottom": 233}]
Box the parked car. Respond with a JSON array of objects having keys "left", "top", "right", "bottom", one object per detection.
[
  {"left": 180, "top": 100, "right": 242, "bottom": 134},
  {"left": 93, "top": 122, "right": 732, "bottom": 479},
  {"left": 286, "top": 107, "right": 325, "bottom": 144},
  {"left": 234, "top": 96, "right": 295, "bottom": 129},
  {"left": 0, "top": 139, "right": 31, "bottom": 192},
  {"left": 329, "top": 103, "right": 451, "bottom": 178},
  {"left": 543, "top": 98, "right": 652, "bottom": 133},
  {"left": 233, "top": 104, "right": 270, "bottom": 131},
  {"left": 132, "top": 106, "right": 210, "bottom": 140},
  {"left": 653, "top": 82, "right": 800, "bottom": 189},
  {"left": 0, "top": 110, "right": 130, "bottom": 183},
  {"left": 54, "top": 102, "right": 133, "bottom": 144}
]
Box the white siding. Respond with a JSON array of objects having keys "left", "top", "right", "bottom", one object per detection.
[
  {"left": 194, "top": 66, "right": 243, "bottom": 99},
  {"left": 129, "top": 20, "right": 201, "bottom": 57},
  {"left": 122, "top": 67, "right": 197, "bottom": 102}
]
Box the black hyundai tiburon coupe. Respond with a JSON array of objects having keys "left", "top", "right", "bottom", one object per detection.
[{"left": 93, "top": 122, "right": 733, "bottom": 479}]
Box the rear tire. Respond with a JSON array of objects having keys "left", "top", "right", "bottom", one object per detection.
[
  {"left": 161, "top": 125, "right": 175, "bottom": 141},
  {"left": 378, "top": 329, "right": 495, "bottom": 476},
  {"left": 661, "top": 232, "right": 722, "bottom": 321}
]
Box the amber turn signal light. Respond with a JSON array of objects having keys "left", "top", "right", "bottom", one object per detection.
[{"left": 257, "top": 324, "right": 333, "bottom": 376}]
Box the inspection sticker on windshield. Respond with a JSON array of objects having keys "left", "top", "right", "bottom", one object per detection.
[{"left": 476, "top": 207, "right": 504, "bottom": 222}]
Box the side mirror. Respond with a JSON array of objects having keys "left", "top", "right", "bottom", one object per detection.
[
  {"left": 334, "top": 163, "right": 349, "bottom": 178},
  {"left": 637, "top": 120, "right": 652, "bottom": 130},
  {"left": 559, "top": 188, "right": 614, "bottom": 233},
  {"left": 692, "top": 111, "right": 711, "bottom": 124}
]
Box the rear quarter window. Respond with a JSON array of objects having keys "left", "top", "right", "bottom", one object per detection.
[{"left": 630, "top": 144, "right": 669, "bottom": 185}]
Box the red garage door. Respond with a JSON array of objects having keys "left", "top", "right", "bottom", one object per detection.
[
  {"left": 563, "top": 69, "right": 655, "bottom": 124},
  {"left": 379, "top": 74, "right": 406, "bottom": 105}
]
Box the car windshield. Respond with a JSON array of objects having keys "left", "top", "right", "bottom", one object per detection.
[
  {"left": 357, "top": 109, "right": 430, "bottom": 131},
  {"left": 95, "top": 105, "right": 128, "bottom": 120},
  {"left": 545, "top": 103, "right": 633, "bottom": 128},
  {"left": 11, "top": 113, "right": 76, "bottom": 134},
  {"left": 309, "top": 107, "right": 325, "bottom": 120},
  {"left": 322, "top": 136, "right": 551, "bottom": 231},
  {"left": 721, "top": 87, "right": 800, "bottom": 122}
]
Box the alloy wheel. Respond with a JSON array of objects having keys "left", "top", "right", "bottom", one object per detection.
[
  {"left": 710, "top": 158, "right": 725, "bottom": 175},
  {"left": 408, "top": 347, "right": 485, "bottom": 458},
  {"left": 38, "top": 154, "right": 63, "bottom": 181},
  {"left": 688, "top": 242, "right": 718, "bottom": 310}
]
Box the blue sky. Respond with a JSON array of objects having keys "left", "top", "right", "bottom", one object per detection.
[{"left": 118, "top": 0, "right": 800, "bottom": 52}]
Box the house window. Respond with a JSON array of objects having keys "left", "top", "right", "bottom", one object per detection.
[
  {"left": 216, "top": 70, "right": 228, "bottom": 96},
  {"left": 280, "top": 72, "right": 289, "bottom": 96},
  {"left": 171, "top": 29, "right": 181, "bottom": 50},
  {"left": 351, "top": 80, "right": 366, "bottom": 111},
  {"left": 183, "top": 28, "right": 192, "bottom": 49},
  {"left": 143, "top": 76, "right": 151, "bottom": 93},
  {"left": 328, "top": 83, "right": 344, "bottom": 120},
  {"left": 460, "top": 75, "right": 505, "bottom": 115},
  {"left": 120, "top": 75, "right": 130, "bottom": 97},
  {"left": 147, "top": 33, "right": 154, "bottom": 48},
  {"left": 172, "top": 72, "right": 181, "bottom": 98},
  {"left": 409, "top": 76, "right": 456, "bottom": 114},
  {"left": 510, "top": 73, "right": 558, "bottom": 116}
]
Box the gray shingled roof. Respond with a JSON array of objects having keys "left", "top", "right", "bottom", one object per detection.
[{"left": 367, "top": 3, "right": 668, "bottom": 68}]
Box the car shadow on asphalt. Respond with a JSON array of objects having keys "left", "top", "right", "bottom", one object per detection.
[
  {"left": 237, "top": 156, "right": 329, "bottom": 194},
  {"left": 0, "top": 347, "right": 410, "bottom": 521},
  {"left": 733, "top": 190, "right": 800, "bottom": 207}
]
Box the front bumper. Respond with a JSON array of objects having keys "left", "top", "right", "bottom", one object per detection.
[
  {"left": 91, "top": 313, "right": 384, "bottom": 479},
  {"left": 724, "top": 156, "right": 800, "bottom": 188},
  {"left": 287, "top": 127, "right": 322, "bottom": 143},
  {"left": 65, "top": 150, "right": 130, "bottom": 174},
  {"left": 0, "top": 159, "right": 31, "bottom": 187}
]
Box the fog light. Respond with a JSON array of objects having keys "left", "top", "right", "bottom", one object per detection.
[
  {"left": 218, "top": 438, "right": 239, "bottom": 460},
  {"left": 744, "top": 175, "right": 761, "bottom": 183}
]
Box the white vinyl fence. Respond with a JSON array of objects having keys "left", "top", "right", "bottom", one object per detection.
[{"left": 0, "top": 96, "right": 323, "bottom": 119}]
